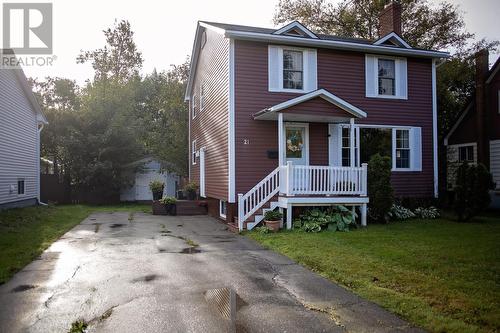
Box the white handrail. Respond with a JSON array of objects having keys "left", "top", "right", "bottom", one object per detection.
[{"left": 237, "top": 166, "right": 281, "bottom": 231}]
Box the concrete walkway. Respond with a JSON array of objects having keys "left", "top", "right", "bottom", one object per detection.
[{"left": 0, "top": 212, "right": 423, "bottom": 332}]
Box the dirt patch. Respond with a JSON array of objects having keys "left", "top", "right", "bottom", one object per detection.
[
  {"left": 93, "top": 223, "right": 101, "bottom": 233},
  {"left": 131, "top": 274, "right": 158, "bottom": 283},
  {"left": 11, "top": 284, "right": 37, "bottom": 292},
  {"left": 180, "top": 247, "right": 201, "bottom": 254},
  {"left": 110, "top": 224, "right": 125, "bottom": 229}
]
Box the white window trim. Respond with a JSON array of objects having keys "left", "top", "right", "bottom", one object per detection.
[
  {"left": 392, "top": 128, "right": 411, "bottom": 171},
  {"left": 200, "top": 84, "right": 205, "bottom": 112},
  {"left": 192, "top": 139, "right": 197, "bottom": 165},
  {"left": 192, "top": 93, "right": 197, "bottom": 119},
  {"left": 219, "top": 200, "right": 227, "bottom": 219},
  {"left": 269, "top": 45, "right": 316, "bottom": 93},
  {"left": 366, "top": 55, "right": 408, "bottom": 100},
  {"left": 354, "top": 124, "right": 421, "bottom": 172},
  {"left": 284, "top": 122, "right": 310, "bottom": 165},
  {"left": 457, "top": 145, "right": 474, "bottom": 163}
]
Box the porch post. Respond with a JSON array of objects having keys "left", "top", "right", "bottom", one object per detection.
[
  {"left": 361, "top": 203, "right": 367, "bottom": 227},
  {"left": 278, "top": 113, "right": 284, "bottom": 167},
  {"left": 286, "top": 203, "right": 293, "bottom": 229},
  {"left": 349, "top": 118, "right": 355, "bottom": 167}
]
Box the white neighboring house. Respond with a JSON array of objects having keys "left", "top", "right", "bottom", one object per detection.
[
  {"left": 120, "top": 157, "right": 179, "bottom": 202},
  {"left": 0, "top": 64, "right": 47, "bottom": 209}
]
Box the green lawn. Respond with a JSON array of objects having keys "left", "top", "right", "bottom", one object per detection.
[
  {"left": 0, "top": 203, "right": 150, "bottom": 284},
  {"left": 248, "top": 216, "right": 500, "bottom": 333}
]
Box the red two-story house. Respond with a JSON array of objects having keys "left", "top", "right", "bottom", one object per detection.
[{"left": 186, "top": 2, "right": 449, "bottom": 231}]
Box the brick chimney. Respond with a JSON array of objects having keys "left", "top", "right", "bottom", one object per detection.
[
  {"left": 378, "top": 1, "right": 402, "bottom": 37},
  {"left": 475, "top": 49, "right": 489, "bottom": 166}
]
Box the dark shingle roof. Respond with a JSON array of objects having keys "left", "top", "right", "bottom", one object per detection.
[{"left": 200, "top": 21, "right": 373, "bottom": 45}]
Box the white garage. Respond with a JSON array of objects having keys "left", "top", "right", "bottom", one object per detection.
[{"left": 120, "top": 157, "right": 179, "bottom": 202}]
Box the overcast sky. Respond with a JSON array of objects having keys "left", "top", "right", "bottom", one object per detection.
[{"left": 19, "top": 0, "right": 500, "bottom": 84}]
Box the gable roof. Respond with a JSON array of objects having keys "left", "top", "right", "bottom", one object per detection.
[
  {"left": 444, "top": 55, "right": 500, "bottom": 145},
  {"left": 272, "top": 21, "right": 318, "bottom": 39},
  {"left": 185, "top": 21, "right": 450, "bottom": 100},
  {"left": 373, "top": 32, "right": 412, "bottom": 49},
  {"left": 1, "top": 49, "right": 47, "bottom": 124},
  {"left": 253, "top": 89, "right": 367, "bottom": 120}
]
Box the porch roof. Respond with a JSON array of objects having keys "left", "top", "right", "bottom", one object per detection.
[{"left": 253, "top": 89, "right": 367, "bottom": 122}]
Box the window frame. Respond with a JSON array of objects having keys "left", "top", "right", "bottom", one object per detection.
[
  {"left": 366, "top": 54, "right": 407, "bottom": 100},
  {"left": 17, "top": 178, "right": 25, "bottom": 196},
  {"left": 269, "top": 45, "right": 316, "bottom": 93},
  {"left": 458, "top": 145, "right": 474, "bottom": 163},
  {"left": 394, "top": 129, "right": 411, "bottom": 170},
  {"left": 219, "top": 200, "right": 227, "bottom": 219},
  {"left": 199, "top": 84, "right": 205, "bottom": 112},
  {"left": 282, "top": 49, "right": 304, "bottom": 90},
  {"left": 377, "top": 58, "right": 396, "bottom": 96},
  {"left": 192, "top": 139, "right": 197, "bottom": 165},
  {"left": 192, "top": 93, "right": 197, "bottom": 119}
]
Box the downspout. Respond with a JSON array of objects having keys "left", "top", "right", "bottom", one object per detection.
[{"left": 37, "top": 123, "right": 48, "bottom": 206}]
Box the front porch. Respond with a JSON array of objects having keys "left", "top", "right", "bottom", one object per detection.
[{"left": 237, "top": 89, "right": 369, "bottom": 231}]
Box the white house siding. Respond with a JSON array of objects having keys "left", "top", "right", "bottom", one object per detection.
[
  {"left": 446, "top": 143, "right": 477, "bottom": 189},
  {"left": 120, "top": 160, "right": 179, "bottom": 201},
  {"left": 0, "top": 69, "right": 39, "bottom": 206},
  {"left": 490, "top": 140, "right": 500, "bottom": 190}
]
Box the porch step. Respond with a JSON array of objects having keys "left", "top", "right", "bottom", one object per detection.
[{"left": 235, "top": 199, "right": 281, "bottom": 231}]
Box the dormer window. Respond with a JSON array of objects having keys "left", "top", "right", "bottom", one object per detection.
[
  {"left": 283, "top": 50, "right": 303, "bottom": 90},
  {"left": 378, "top": 59, "right": 395, "bottom": 96}
]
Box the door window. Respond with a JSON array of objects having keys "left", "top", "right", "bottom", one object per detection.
[{"left": 286, "top": 127, "right": 304, "bottom": 158}]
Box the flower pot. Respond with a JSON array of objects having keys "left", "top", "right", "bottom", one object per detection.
[
  {"left": 264, "top": 220, "right": 281, "bottom": 232},
  {"left": 186, "top": 190, "right": 197, "bottom": 201},
  {"left": 152, "top": 190, "right": 163, "bottom": 201},
  {"left": 166, "top": 203, "right": 177, "bottom": 216}
]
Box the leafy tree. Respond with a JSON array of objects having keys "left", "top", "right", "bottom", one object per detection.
[
  {"left": 367, "top": 154, "right": 394, "bottom": 223},
  {"left": 77, "top": 20, "right": 143, "bottom": 82},
  {"left": 453, "top": 163, "right": 494, "bottom": 221}
]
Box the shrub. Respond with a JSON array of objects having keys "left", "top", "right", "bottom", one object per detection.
[
  {"left": 255, "top": 226, "right": 270, "bottom": 234},
  {"left": 264, "top": 210, "right": 282, "bottom": 221},
  {"left": 184, "top": 181, "right": 198, "bottom": 192},
  {"left": 149, "top": 180, "right": 165, "bottom": 193},
  {"left": 388, "top": 204, "right": 416, "bottom": 220},
  {"left": 414, "top": 206, "right": 440, "bottom": 219},
  {"left": 293, "top": 206, "right": 356, "bottom": 232},
  {"left": 454, "top": 162, "right": 494, "bottom": 221},
  {"left": 159, "top": 196, "right": 177, "bottom": 205},
  {"left": 367, "top": 154, "right": 394, "bottom": 223}
]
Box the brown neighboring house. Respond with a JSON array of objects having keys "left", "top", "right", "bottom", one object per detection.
[
  {"left": 444, "top": 51, "right": 500, "bottom": 207},
  {"left": 186, "top": 2, "right": 449, "bottom": 230}
]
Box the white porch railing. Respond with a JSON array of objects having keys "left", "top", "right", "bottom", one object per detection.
[
  {"left": 237, "top": 166, "right": 281, "bottom": 231},
  {"left": 282, "top": 162, "right": 368, "bottom": 196},
  {"left": 237, "top": 163, "right": 368, "bottom": 230}
]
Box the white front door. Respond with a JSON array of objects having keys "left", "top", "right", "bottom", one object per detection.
[{"left": 284, "top": 123, "right": 309, "bottom": 190}]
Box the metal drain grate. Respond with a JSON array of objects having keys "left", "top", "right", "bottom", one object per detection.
[{"left": 204, "top": 287, "right": 236, "bottom": 320}]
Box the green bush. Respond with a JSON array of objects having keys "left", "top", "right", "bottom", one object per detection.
[
  {"left": 367, "top": 154, "right": 394, "bottom": 223},
  {"left": 414, "top": 206, "right": 440, "bottom": 219},
  {"left": 264, "top": 210, "right": 282, "bottom": 221},
  {"left": 149, "top": 180, "right": 165, "bottom": 193},
  {"left": 293, "top": 206, "right": 356, "bottom": 232},
  {"left": 159, "top": 196, "right": 177, "bottom": 205},
  {"left": 388, "top": 204, "right": 416, "bottom": 220},
  {"left": 454, "top": 162, "right": 494, "bottom": 221}
]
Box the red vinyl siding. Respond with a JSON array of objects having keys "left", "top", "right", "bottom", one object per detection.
[
  {"left": 281, "top": 97, "right": 354, "bottom": 117},
  {"left": 234, "top": 40, "right": 435, "bottom": 197},
  {"left": 189, "top": 29, "right": 230, "bottom": 200}
]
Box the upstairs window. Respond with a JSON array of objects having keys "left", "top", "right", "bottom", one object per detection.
[
  {"left": 268, "top": 46, "right": 317, "bottom": 93},
  {"left": 200, "top": 84, "right": 205, "bottom": 111},
  {"left": 378, "top": 59, "right": 396, "bottom": 96},
  {"left": 365, "top": 55, "right": 407, "bottom": 99},
  {"left": 458, "top": 145, "right": 474, "bottom": 162},
  {"left": 192, "top": 94, "right": 197, "bottom": 119},
  {"left": 395, "top": 129, "right": 410, "bottom": 169},
  {"left": 283, "top": 50, "right": 303, "bottom": 90}
]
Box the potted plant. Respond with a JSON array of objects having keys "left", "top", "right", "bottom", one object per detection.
[
  {"left": 160, "top": 196, "right": 177, "bottom": 216},
  {"left": 263, "top": 210, "right": 283, "bottom": 232},
  {"left": 184, "top": 181, "right": 199, "bottom": 200},
  {"left": 149, "top": 180, "right": 165, "bottom": 201}
]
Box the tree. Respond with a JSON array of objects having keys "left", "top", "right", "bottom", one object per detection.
[
  {"left": 135, "top": 59, "right": 190, "bottom": 176},
  {"left": 77, "top": 20, "right": 143, "bottom": 82}
]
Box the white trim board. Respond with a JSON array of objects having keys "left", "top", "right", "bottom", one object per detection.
[
  {"left": 273, "top": 21, "right": 318, "bottom": 39},
  {"left": 373, "top": 32, "right": 412, "bottom": 49},
  {"left": 228, "top": 38, "right": 236, "bottom": 203},
  {"left": 432, "top": 59, "right": 438, "bottom": 197}
]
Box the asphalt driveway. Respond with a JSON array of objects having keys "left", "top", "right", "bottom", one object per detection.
[{"left": 0, "top": 212, "right": 422, "bottom": 332}]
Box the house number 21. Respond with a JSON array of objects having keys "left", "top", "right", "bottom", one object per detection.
[{"left": 243, "top": 139, "right": 250, "bottom": 145}]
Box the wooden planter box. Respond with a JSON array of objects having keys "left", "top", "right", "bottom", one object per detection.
[{"left": 152, "top": 201, "right": 168, "bottom": 215}]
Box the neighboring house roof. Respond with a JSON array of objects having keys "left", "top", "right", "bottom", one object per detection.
[
  {"left": 185, "top": 20, "right": 449, "bottom": 100},
  {"left": 444, "top": 56, "right": 500, "bottom": 145},
  {"left": 253, "top": 89, "right": 367, "bottom": 120},
  {"left": 1, "top": 49, "right": 48, "bottom": 124}
]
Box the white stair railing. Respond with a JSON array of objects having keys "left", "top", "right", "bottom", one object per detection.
[{"left": 237, "top": 167, "right": 280, "bottom": 231}]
